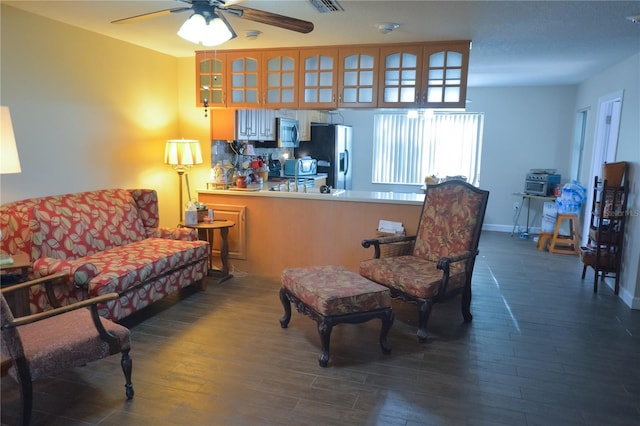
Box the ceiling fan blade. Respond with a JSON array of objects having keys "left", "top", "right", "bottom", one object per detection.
[
  {"left": 111, "top": 7, "right": 192, "bottom": 25},
  {"left": 229, "top": 6, "right": 314, "bottom": 34}
]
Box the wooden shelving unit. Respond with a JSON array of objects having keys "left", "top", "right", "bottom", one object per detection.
[{"left": 580, "top": 175, "right": 628, "bottom": 294}]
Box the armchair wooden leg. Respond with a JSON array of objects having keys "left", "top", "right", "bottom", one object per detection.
[
  {"left": 379, "top": 309, "right": 394, "bottom": 354},
  {"left": 461, "top": 284, "right": 473, "bottom": 323},
  {"left": 417, "top": 300, "right": 433, "bottom": 343},
  {"left": 16, "top": 357, "right": 33, "bottom": 426},
  {"left": 121, "top": 350, "right": 134, "bottom": 400}
]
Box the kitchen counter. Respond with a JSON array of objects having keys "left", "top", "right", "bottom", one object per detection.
[
  {"left": 197, "top": 187, "right": 425, "bottom": 277},
  {"left": 198, "top": 187, "right": 425, "bottom": 206}
]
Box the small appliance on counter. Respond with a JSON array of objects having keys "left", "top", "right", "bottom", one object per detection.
[
  {"left": 268, "top": 159, "right": 281, "bottom": 178},
  {"left": 524, "top": 169, "right": 561, "bottom": 196},
  {"left": 283, "top": 157, "right": 317, "bottom": 176}
]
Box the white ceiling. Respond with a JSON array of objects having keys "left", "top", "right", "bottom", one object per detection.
[{"left": 5, "top": 0, "right": 640, "bottom": 87}]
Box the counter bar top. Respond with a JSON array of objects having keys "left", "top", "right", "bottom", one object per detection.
[{"left": 197, "top": 187, "right": 425, "bottom": 206}]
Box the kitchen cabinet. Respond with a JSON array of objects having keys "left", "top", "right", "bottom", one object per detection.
[
  {"left": 338, "top": 46, "right": 379, "bottom": 108},
  {"left": 198, "top": 41, "right": 470, "bottom": 110},
  {"left": 421, "top": 41, "right": 470, "bottom": 109},
  {"left": 196, "top": 51, "right": 227, "bottom": 108},
  {"left": 262, "top": 50, "right": 299, "bottom": 109},
  {"left": 236, "top": 109, "right": 276, "bottom": 141},
  {"left": 225, "top": 50, "right": 299, "bottom": 109},
  {"left": 580, "top": 176, "right": 629, "bottom": 295},
  {"left": 299, "top": 48, "right": 338, "bottom": 109},
  {"left": 378, "top": 41, "right": 470, "bottom": 108},
  {"left": 378, "top": 45, "right": 423, "bottom": 108},
  {"left": 295, "top": 110, "right": 328, "bottom": 141},
  {"left": 210, "top": 108, "right": 235, "bottom": 141},
  {"left": 227, "top": 51, "right": 262, "bottom": 108}
]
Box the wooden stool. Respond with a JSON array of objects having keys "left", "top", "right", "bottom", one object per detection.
[
  {"left": 279, "top": 265, "right": 393, "bottom": 367},
  {"left": 549, "top": 214, "right": 580, "bottom": 255},
  {"left": 537, "top": 232, "right": 553, "bottom": 251}
]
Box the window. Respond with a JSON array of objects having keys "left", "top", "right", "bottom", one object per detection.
[{"left": 372, "top": 112, "right": 484, "bottom": 186}]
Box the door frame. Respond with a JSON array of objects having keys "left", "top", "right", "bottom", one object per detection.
[{"left": 581, "top": 90, "right": 623, "bottom": 243}]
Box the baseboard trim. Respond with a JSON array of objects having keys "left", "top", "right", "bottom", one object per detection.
[{"left": 483, "top": 224, "right": 542, "bottom": 234}]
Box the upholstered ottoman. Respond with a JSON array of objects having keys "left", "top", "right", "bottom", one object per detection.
[{"left": 280, "top": 265, "right": 394, "bottom": 367}]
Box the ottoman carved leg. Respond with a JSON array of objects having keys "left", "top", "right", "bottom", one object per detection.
[
  {"left": 317, "top": 321, "right": 333, "bottom": 367},
  {"left": 279, "top": 287, "right": 292, "bottom": 328}
]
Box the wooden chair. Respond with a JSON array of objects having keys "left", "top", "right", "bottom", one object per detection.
[
  {"left": 360, "top": 180, "right": 489, "bottom": 342},
  {"left": 1, "top": 273, "right": 133, "bottom": 426}
]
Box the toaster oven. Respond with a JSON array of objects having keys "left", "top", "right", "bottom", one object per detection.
[
  {"left": 284, "top": 158, "right": 317, "bottom": 176},
  {"left": 524, "top": 173, "right": 561, "bottom": 196}
]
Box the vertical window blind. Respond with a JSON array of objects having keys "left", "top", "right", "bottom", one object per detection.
[{"left": 372, "top": 112, "right": 484, "bottom": 186}]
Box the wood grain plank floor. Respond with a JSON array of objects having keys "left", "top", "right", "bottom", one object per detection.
[{"left": 2, "top": 232, "right": 639, "bottom": 425}]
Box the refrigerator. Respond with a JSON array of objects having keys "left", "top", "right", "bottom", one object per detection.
[{"left": 295, "top": 123, "right": 353, "bottom": 190}]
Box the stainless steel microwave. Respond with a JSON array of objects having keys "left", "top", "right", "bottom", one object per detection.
[{"left": 276, "top": 118, "right": 300, "bottom": 148}]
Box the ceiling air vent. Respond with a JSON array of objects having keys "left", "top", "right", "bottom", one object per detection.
[{"left": 308, "top": 0, "right": 345, "bottom": 13}]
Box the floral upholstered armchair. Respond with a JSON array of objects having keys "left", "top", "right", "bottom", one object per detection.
[
  {"left": 1, "top": 273, "right": 133, "bottom": 426},
  {"left": 359, "top": 180, "right": 489, "bottom": 342}
]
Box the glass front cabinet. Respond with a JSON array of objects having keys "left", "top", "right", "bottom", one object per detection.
[
  {"left": 196, "top": 41, "right": 470, "bottom": 110},
  {"left": 299, "top": 48, "right": 338, "bottom": 109},
  {"left": 378, "top": 41, "right": 470, "bottom": 109},
  {"left": 196, "top": 51, "right": 227, "bottom": 108},
  {"left": 338, "top": 47, "right": 379, "bottom": 108}
]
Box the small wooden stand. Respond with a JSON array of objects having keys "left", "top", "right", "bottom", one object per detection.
[{"left": 549, "top": 214, "right": 580, "bottom": 255}]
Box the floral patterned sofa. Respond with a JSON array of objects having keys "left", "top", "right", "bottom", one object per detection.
[{"left": 0, "top": 188, "right": 210, "bottom": 321}]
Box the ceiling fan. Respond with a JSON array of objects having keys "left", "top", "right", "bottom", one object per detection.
[{"left": 112, "top": 0, "right": 314, "bottom": 46}]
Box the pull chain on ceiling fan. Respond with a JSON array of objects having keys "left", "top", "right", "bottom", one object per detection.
[{"left": 112, "top": 0, "right": 314, "bottom": 47}]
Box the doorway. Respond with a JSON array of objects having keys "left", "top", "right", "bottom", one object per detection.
[{"left": 581, "top": 90, "right": 623, "bottom": 243}]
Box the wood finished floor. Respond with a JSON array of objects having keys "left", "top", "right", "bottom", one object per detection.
[{"left": 2, "top": 231, "right": 639, "bottom": 426}]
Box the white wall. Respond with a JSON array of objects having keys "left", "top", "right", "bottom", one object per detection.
[
  {"left": 574, "top": 52, "right": 640, "bottom": 307},
  {"left": 337, "top": 86, "right": 578, "bottom": 231}
]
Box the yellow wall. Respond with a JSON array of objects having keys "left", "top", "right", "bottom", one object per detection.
[{"left": 0, "top": 5, "right": 181, "bottom": 226}]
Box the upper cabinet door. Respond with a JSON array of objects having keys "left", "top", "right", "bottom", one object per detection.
[
  {"left": 227, "top": 52, "right": 262, "bottom": 108},
  {"left": 377, "top": 45, "right": 423, "bottom": 108},
  {"left": 299, "top": 48, "right": 338, "bottom": 109},
  {"left": 338, "top": 47, "right": 379, "bottom": 108},
  {"left": 262, "top": 50, "right": 299, "bottom": 109},
  {"left": 421, "top": 41, "right": 470, "bottom": 109},
  {"left": 196, "top": 51, "right": 227, "bottom": 108}
]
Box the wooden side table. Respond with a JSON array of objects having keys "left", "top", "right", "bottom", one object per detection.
[
  {"left": 0, "top": 252, "right": 31, "bottom": 317},
  {"left": 179, "top": 220, "right": 236, "bottom": 284}
]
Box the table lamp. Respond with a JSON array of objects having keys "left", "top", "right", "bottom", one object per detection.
[
  {"left": 164, "top": 139, "right": 203, "bottom": 221},
  {"left": 1, "top": 106, "right": 22, "bottom": 265}
]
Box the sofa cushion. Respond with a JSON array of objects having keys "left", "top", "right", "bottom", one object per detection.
[
  {"left": 76, "top": 238, "right": 209, "bottom": 296},
  {"left": 33, "top": 189, "right": 147, "bottom": 260}
]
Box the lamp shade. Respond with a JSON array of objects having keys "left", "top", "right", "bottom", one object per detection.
[
  {"left": 1, "top": 106, "right": 22, "bottom": 174},
  {"left": 164, "top": 139, "right": 203, "bottom": 169}
]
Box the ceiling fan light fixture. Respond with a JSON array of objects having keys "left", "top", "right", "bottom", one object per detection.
[{"left": 177, "top": 11, "right": 236, "bottom": 47}]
